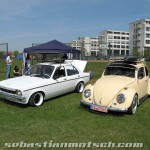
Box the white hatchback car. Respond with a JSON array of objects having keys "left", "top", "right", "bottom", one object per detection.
[{"left": 0, "top": 60, "right": 90, "bottom": 106}]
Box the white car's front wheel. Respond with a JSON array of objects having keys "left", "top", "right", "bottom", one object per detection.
[
  {"left": 128, "top": 94, "right": 138, "bottom": 115},
  {"left": 29, "top": 92, "right": 44, "bottom": 107}
]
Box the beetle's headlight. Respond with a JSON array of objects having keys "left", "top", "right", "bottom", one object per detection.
[
  {"left": 117, "top": 94, "right": 125, "bottom": 104},
  {"left": 16, "top": 90, "right": 22, "bottom": 96},
  {"left": 84, "top": 89, "right": 91, "bottom": 98}
]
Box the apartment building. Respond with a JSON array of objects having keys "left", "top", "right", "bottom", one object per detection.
[
  {"left": 69, "top": 39, "right": 81, "bottom": 50},
  {"left": 69, "top": 37, "right": 99, "bottom": 56},
  {"left": 129, "top": 19, "right": 150, "bottom": 56},
  {"left": 99, "top": 30, "right": 129, "bottom": 57}
]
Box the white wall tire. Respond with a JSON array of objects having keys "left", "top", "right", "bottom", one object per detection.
[
  {"left": 29, "top": 92, "right": 44, "bottom": 107},
  {"left": 128, "top": 94, "right": 138, "bottom": 115},
  {"left": 75, "top": 82, "right": 84, "bottom": 93}
]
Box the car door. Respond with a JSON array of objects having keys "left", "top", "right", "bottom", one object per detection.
[
  {"left": 65, "top": 65, "right": 80, "bottom": 91},
  {"left": 51, "top": 66, "right": 69, "bottom": 96},
  {"left": 137, "top": 67, "right": 148, "bottom": 99}
]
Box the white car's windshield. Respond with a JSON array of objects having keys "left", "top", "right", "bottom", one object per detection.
[
  {"left": 25, "top": 65, "right": 55, "bottom": 79},
  {"left": 104, "top": 66, "right": 136, "bottom": 78}
]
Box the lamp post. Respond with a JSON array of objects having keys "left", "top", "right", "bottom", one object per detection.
[
  {"left": 108, "top": 42, "right": 111, "bottom": 59},
  {"left": 0, "top": 43, "right": 8, "bottom": 54}
]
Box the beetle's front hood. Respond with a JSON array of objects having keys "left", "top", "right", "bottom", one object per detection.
[
  {"left": 0, "top": 76, "right": 53, "bottom": 91},
  {"left": 93, "top": 76, "right": 135, "bottom": 106}
]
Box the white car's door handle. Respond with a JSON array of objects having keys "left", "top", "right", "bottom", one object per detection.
[{"left": 64, "top": 78, "right": 67, "bottom": 80}]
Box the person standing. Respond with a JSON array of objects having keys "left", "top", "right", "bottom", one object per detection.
[
  {"left": 6, "top": 52, "right": 13, "bottom": 79},
  {"left": 25, "top": 54, "right": 31, "bottom": 74}
]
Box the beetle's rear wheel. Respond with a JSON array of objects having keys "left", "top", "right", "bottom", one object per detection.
[
  {"left": 128, "top": 94, "right": 138, "bottom": 115},
  {"left": 29, "top": 92, "right": 44, "bottom": 107}
]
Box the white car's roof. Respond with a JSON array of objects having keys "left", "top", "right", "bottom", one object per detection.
[{"left": 38, "top": 62, "right": 67, "bottom": 66}]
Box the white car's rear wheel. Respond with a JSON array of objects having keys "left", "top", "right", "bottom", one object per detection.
[
  {"left": 128, "top": 94, "right": 138, "bottom": 115},
  {"left": 75, "top": 82, "right": 84, "bottom": 93},
  {"left": 29, "top": 92, "right": 44, "bottom": 107}
]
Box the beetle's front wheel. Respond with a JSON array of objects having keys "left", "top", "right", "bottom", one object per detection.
[
  {"left": 29, "top": 92, "right": 44, "bottom": 107},
  {"left": 128, "top": 94, "right": 138, "bottom": 115}
]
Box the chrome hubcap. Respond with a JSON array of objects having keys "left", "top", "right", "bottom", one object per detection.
[{"left": 132, "top": 96, "right": 137, "bottom": 113}]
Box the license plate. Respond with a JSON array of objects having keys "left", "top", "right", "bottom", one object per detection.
[{"left": 90, "top": 105, "right": 108, "bottom": 113}]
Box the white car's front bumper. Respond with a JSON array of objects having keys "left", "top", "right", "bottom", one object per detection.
[
  {"left": 0, "top": 90, "right": 27, "bottom": 104},
  {"left": 80, "top": 99, "right": 128, "bottom": 113}
]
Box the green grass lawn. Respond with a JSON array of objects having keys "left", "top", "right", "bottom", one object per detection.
[{"left": 0, "top": 60, "right": 150, "bottom": 150}]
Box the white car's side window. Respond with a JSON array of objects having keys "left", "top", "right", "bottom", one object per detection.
[
  {"left": 53, "top": 67, "right": 66, "bottom": 80},
  {"left": 66, "top": 66, "right": 79, "bottom": 76}
]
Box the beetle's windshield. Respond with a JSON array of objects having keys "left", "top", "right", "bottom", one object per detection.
[
  {"left": 25, "top": 65, "right": 55, "bottom": 79},
  {"left": 104, "top": 66, "right": 136, "bottom": 78}
]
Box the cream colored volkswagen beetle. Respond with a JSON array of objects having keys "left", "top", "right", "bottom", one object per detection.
[{"left": 80, "top": 57, "right": 149, "bottom": 115}]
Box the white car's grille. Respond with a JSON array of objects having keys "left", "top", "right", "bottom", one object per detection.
[{"left": 0, "top": 87, "right": 16, "bottom": 94}]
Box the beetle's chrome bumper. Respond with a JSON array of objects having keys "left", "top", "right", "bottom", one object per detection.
[
  {"left": 0, "top": 90, "right": 27, "bottom": 104},
  {"left": 80, "top": 99, "right": 128, "bottom": 113}
]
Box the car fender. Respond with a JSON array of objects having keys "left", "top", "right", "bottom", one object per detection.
[
  {"left": 112, "top": 88, "right": 137, "bottom": 109},
  {"left": 23, "top": 88, "right": 45, "bottom": 103},
  {"left": 147, "top": 79, "right": 150, "bottom": 95},
  {"left": 76, "top": 79, "right": 84, "bottom": 85},
  {"left": 82, "top": 84, "right": 94, "bottom": 104},
  {"left": 79, "top": 72, "right": 90, "bottom": 82}
]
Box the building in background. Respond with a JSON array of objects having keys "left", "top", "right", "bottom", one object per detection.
[
  {"left": 129, "top": 19, "right": 150, "bottom": 56},
  {"left": 99, "top": 30, "right": 129, "bottom": 57},
  {"left": 83, "top": 37, "right": 99, "bottom": 56},
  {"left": 69, "top": 37, "right": 99, "bottom": 57},
  {"left": 69, "top": 18, "right": 150, "bottom": 58},
  {"left": 69, "top": 40, "right": 81, "bottom": 51}
]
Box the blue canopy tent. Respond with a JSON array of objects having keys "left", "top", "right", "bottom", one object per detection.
[
  {"left": 24, "top": 40, "right": 80, "bottom": 54},
  {"left": 22, "top": 40, "right": 81, "bottom": 74}
]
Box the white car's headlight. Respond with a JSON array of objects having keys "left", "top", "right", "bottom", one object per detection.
[
  {"left": 16, "top": 90, "right": 22, "bottom": 96},
  {"left": 84, "top": 89, "right": 91, "bottom": 98},
  {"left": 117, "top": 94, "right": 125, "bottom": 104}
]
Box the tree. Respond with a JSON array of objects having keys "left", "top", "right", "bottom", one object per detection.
[
  {"left": 132, "top": 46, "right": 140, "bottom": 56},
  {"left": 80, "top": 41, "right": 86, "bottom": 58},
  {"left": 13, "top": 50, "right": 19, "bottom": 57},
  {"left": 0, "top": 51, "right": 5, "bottom": 59},
  {"left": 144, "top": 48, "right": 150, "bottom": 60}
]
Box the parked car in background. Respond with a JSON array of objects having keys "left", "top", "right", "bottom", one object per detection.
[
  {"left": 80, "top": 57, "right": 149, "bottom": 115},
  {"left": 0, "top": 60, "right": 90, "bottom": 106}
]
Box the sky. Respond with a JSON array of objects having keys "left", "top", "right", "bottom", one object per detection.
[{"left": 0, "top": 0, "right": 150, "bottom": 52}]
